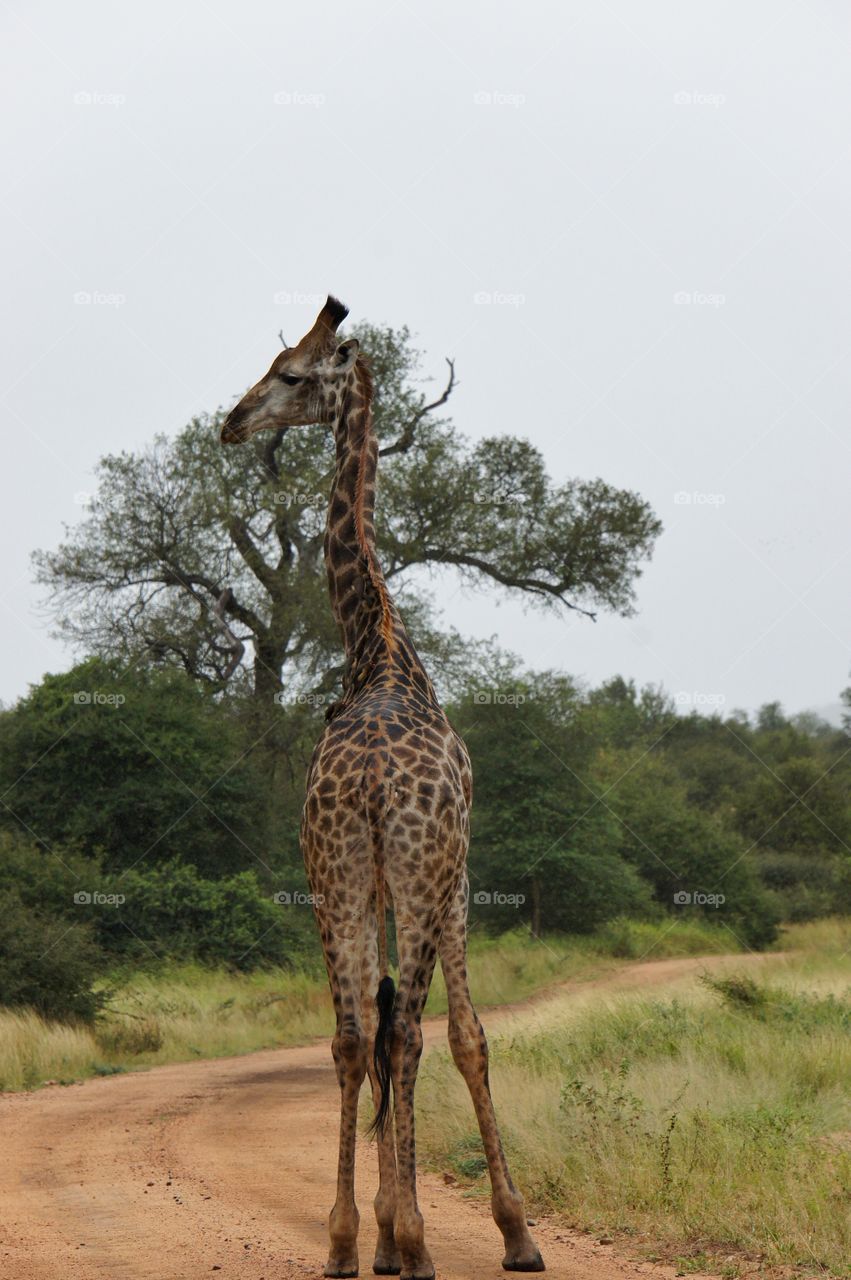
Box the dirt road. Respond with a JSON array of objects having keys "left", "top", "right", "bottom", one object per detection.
[{"left": 0, "top": 954, "right": 753, "bottom": 1280}]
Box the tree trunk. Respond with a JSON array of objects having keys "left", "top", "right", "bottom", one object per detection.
[
  {"left": 253, "top": 639, "right": 285, "bottom": 710},
  {"left": 249, "top": 637, "right": 291, "bottom": 786}
]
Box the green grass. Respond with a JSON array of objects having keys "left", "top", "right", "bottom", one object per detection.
[
  {"left": 0, "top": 964, "right": 334, "bottom": 1092},
  {"left": 416, "top": 918, "right": 851, "bottom": 1279},
  {"left": 0, "top": 915, "right": 736, "bottom": 1092}
]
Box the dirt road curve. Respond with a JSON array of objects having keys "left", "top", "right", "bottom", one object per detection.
[{"left": 0, "top": 956, "right": 737, "bottom": 1280}]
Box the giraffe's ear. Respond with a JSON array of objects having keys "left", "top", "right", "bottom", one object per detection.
[{"left": 332, "top": 337, "right": 359, "bottom": 372}]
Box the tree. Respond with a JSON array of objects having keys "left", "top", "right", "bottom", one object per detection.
[
  {"left": 454, "top": 671, "right": 652, "bottom": 935},
  {"left": 0, "top": 831, "right": 105, "bottom": 1022},
  {"left": 841, "top": 674, "right": 851, "bottom": 735},
  {"left": 34, "top": 322, "right": 662, "bottom": 713},
  {"left": 599, "top": 751, "right": 778, "bottom": 947},
  {"left": 0, "top": 658, "right": 273, "bottom": 877}
]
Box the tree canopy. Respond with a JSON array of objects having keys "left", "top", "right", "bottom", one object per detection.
[{"left": 34, "top": 322, "right": 662, "bottom": 710}]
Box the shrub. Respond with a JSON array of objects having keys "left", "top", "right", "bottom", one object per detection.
[
  {"left": 0, "top": 891, "right": 104, "bottom": 1022},
  {"left": 95, "top": 861, "right": 316, "bottom": 970},
  {"left": 0, "top": 658, "right": 271, "bottom": 877},
  {"left": 0, "top": 831, "right": 105, "bottom": 1021}
]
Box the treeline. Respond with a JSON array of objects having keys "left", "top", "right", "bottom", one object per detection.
[
  {"left": 1, "top": 655, "right": 848, "bottom": 1020},
  {"left": 459, "top": 672, "right": 850, "bottom": 944}
]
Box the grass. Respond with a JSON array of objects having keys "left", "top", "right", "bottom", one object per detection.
[
  {"left": 0, "top": 915, "right": 734, "bottom": 1092},
  {"left": 0, "top": 964, "right": 333, "bottom": 1092},
  {"left": 416, "top": 918, "right": 851, "bottom": 1279}
]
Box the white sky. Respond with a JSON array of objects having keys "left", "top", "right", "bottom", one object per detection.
[{"left": 2, "top": 0, "right": 849, "bottom": 720}]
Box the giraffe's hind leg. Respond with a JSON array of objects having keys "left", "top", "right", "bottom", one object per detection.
[
  {"left": 438, "top": 880, "right": 545, "bottom": 1272},
  {"left": 386, "top": 904, "right": 446, "bottom": 1280},
  {"left": 361, "top": 905, "right": 401, "bottom": 1275}
]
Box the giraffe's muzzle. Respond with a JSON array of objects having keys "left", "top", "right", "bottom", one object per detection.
[{"left": 220, "top": 409, "right": 249, "bottom": 444}]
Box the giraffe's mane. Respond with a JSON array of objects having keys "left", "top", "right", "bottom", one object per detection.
[{"left": 352, "top": 357, "right": 394, "bottom": 649}]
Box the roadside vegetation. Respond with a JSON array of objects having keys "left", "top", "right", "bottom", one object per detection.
[
  {"left": 417, "top": 919, "right": 851, "bottom": 1279},
  {"left": 0, "top": 917, "right": 735, "bottom": 1091}
]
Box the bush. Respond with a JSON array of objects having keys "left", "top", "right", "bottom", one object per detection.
[
  {"left": 95, "top": 861, "right": 316, "bottom": 970},
  {"left": 0, "top": 658, "right": 271, "bottom": 877},
  {"left": 702, "top": 972, "right": 851, "bottom": 1032},
  {"left": 0, "top": 831, "right": 105, "bottom": 1021},
  {"left": 0, "top": 891, "right": 104, "bottom": 1022}
]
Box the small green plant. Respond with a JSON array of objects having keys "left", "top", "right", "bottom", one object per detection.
[
  {"left": 701, "top": 973, "right": 767, "bottom": 1010},
  {"left": 560, "top": 1060, "right": 645, "bottom": 1143},
  {"left": 446, "top": 1134, "right": 488, "bottom": 1180}
]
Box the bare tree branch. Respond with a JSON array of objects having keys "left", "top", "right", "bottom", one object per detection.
[
  {"left": 378, "top": 358, "right": 456, "bottom": 457},
  {"left": 227, "top": 516, "right": 279, "bottom": 595},
  {"left": 211, "top": 588, "right": 246, "bottom": 680},
  {"left": 397, "top": 549, "right": 599, "bottom": 621}
]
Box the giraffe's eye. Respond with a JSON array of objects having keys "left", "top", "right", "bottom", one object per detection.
[{"left": 280, "top": 372, "right": 302, "bottom": 386}]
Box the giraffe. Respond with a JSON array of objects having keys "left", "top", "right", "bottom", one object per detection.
[{"left": 221, "top": 297, "right": 544, "bottom": 1280}]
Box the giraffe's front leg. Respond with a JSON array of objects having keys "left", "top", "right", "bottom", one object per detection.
[{"left": 326, "top": 1015, "right": 368, "bottom": 1277}]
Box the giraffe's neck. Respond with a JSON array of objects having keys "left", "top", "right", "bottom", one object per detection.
[{"left": 324, "top": 363, "right": 399, "bottom": 666}]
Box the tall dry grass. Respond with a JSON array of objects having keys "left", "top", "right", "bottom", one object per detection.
[
  {"left": 417, "top": 919, "right": 851, "bottom": 1277},
  {"left": 0, "top": 915, "right": 738, "bottom": 1092}
]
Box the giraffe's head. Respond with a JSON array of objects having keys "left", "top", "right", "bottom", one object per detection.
[{"left": 220, "top": 295, "right": 359, "bottom": 444}]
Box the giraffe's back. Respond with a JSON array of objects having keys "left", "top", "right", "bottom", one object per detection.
[{"left": 302, "top": 687, "right": 471, "bottom": 918}]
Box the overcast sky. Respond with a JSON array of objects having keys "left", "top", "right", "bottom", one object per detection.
[{"left": 2, "top": 0, "right": 849, "bottom": 720}]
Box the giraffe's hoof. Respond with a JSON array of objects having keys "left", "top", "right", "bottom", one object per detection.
[
  {"left": 325, "top": 1263, "right": 359, "bottom": 1278},
  {"left": 372, "top": 1264, "right": 402, "bottom": 1276},
  {"left": 399, "top": 1270, "right": 434, "bottom": 1280},
  {"left": 502, "top": 1249, "right": 545, "bottom": 1272}
]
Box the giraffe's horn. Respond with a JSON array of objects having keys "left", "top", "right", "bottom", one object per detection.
[
  {"left": 300, "top": 295, "right": 349, "bottom": 350},
  {"left": 320, "top": 295, "right": 349, "bottom": 330}
]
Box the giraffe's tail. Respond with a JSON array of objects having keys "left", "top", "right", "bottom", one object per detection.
[
  {"left": 365, "top": 775, "right": 395, "bottom": 1139},
  {"left": 370, "top": 973, "right": 395, "bottom": 1138}
]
